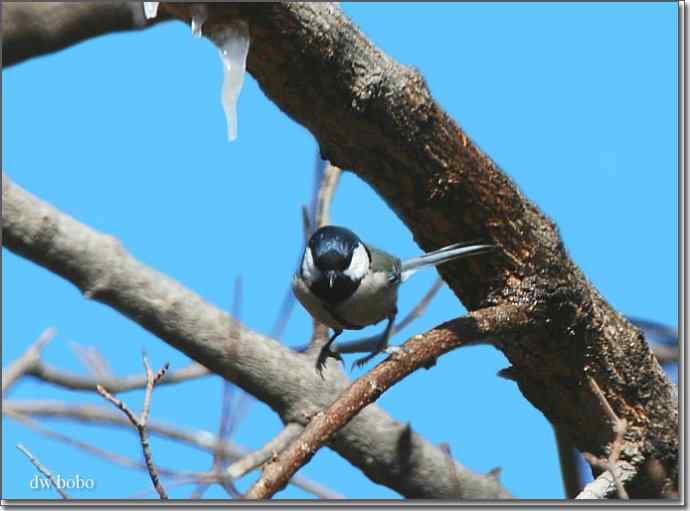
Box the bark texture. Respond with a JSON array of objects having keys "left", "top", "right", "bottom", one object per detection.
[{"left": 162, "top": 3, "right": 677, "bottom": 496}]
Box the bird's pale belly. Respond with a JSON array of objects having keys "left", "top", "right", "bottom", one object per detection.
[
  {"left": 292, "top": 271, "right": 398, "bottom": 331},
  {"left": 331, "top": 271, "right": 399, "bottom": 329}
]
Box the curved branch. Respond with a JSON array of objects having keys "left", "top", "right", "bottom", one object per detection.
[
  {"left": 2, "top": 176, "right": 509, "bottom": 499},
  {"left": 247, "top": 305, "right": 531, "bottom": 498}
]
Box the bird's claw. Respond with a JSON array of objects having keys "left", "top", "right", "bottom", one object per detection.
[
  {"left": 315, "top": 346, "right": 343, "bottom": 377},
  {"left": 351, "top": 351, "right": 378, "bottom": 370},
  {"left": 351, "top": 344, "right": 408, "bottom": 370}
]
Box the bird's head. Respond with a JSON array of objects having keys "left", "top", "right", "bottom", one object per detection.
[{"left": 301, "top": 225, "right": 370, "bottom": 304}]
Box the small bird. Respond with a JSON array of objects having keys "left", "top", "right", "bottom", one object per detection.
[{"left": 292, "top": 225, "right": 493, "bottom": 373}]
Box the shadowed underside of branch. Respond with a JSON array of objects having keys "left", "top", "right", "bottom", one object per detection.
[{"left": 3, "top": 1, "right": 678, "bottom": 498}]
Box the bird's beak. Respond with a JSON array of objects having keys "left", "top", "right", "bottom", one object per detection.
[{"left": 327, "top": 271, "right": 336, "bottom": 288}]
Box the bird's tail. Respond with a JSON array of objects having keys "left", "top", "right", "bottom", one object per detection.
[{"left": 400, "top": 241, "right": 493, "bottom": 282}]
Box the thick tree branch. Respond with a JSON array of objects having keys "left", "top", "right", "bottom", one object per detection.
[
  {"left": 159, "top": 3, "right": 677, "bottom": 496},
  {"left": 2, "top": 176, "right": 509, "bottom": 499},
  {"left": 247, "top": 304, "right": 531, "bottom": 498},
  {"left": 1, "top": 2, "right": 170, "bottom": 68}
]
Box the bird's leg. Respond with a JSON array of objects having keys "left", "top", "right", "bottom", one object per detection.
[
  {"left": 352, "top": 314, "right": 397, "bottom": 369},
  {"left": 316, "top": 329, "right": 343, "bottom": 375}
]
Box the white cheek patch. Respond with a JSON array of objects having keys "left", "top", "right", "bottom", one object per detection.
[
  {"left": 301, "top": 247, "right": 320, "bottom": 285},
  {"left": 344, "top": 243, "right": 369, "bottom": 281}
]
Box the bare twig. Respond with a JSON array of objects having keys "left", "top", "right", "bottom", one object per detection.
[
  {"left": 3, "top": 328, "right": 56, "bottom": 395},
  {"left": 227, "top": 423, "right": 304, "bottom": 479},
  {"left": 27, "top": 361, "right": 209, "bottom": 393},
  {"left": 270, "top": 285, "right": 296, "bottom": 342},
  {"left": 5, "top": 401, "right": 339, "bottom": 499},
  {"left": 96, "top": 355, "right": 169, "bottom": 499},
  {"left": 69, "top": 341, "right": 112, "bottom": 377},
  {"left": 16, "top": 443, "right": 69, "bottom": 499},
  {"left": 8, "top": 410, "right": 198, "bottom": 479},
  {"left": 313, "top": 162, "right": 341, "bottom": 230},
  {"left": 246, "top": 304, "right": 531, "bottom": 498},
  {"left": 581, "top": 377, "right": 630, "bottom": 499}
]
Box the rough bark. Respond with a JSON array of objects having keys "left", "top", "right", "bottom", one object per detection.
[
  {"left": 3, "top": 1, "right": 678, "bottom": 498},
  {"left": 162, "top": 3, "right": 677, "bottom": 497},
  {"left": 2, "top": 176, "right": 510, "bottom": 499}
]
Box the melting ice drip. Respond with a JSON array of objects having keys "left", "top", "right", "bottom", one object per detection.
[
  {"left": 143, "top": 2, "right": 159, "bottom": 20},
  {"left": 190, "top": 4, "right": 208, "bottom": 38},
  {"left": 212, "top": 22, "right": 250, "bottom": 141}
]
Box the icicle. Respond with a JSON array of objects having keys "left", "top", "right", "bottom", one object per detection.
[
  {"left": 191, "top": 4, "right": 208, "bottom": 38},
  {"left": 143, "top": 2, "right": 159, "bottom": 20},
  {"left": 212, "top": 22, "right": 250, "bottom": 142}
]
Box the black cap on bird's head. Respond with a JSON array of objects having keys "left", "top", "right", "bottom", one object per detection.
[
  {"left": 302, "top": 225, "right": 370, "bottom": 304},
  {"left": 308, "top": 225, "right": 360, "bottom": 272}
]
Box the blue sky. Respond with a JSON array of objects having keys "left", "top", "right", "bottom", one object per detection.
[{"left": 2, "top": 2, "right": 678, "bottom": 500}]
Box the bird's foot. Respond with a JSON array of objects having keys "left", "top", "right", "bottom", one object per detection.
[
  {"left": 351, "top": 344, "right": 409, "bottom": 370},
  {"left": 315, "top": 345, "right": 343, "bottom": 377}
]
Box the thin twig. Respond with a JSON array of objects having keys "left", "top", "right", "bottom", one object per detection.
[
  {"left": 8, "top": 410, "right": 198, "bottom": 479},
  {"left": 27, "top": 361, "right": 209, "bottom": 393},
  {"left": 3, "top": 328, "right": 56, "bottom": 395},
  {"left": 96, "top": 355, "right": 169, "bottom": 499},
  {"left": 17, "top": 443, "right": 69, "bottom": 499},
  {"left": 582, "top": 376, "right": 630, "bottom": 499},
  {"left": 227, "top": 423, "right": 304, "bottom": 479},
  {"left": 4, "top": 401, "right": 341, "bottom": 499},
  {"left": 69, "top": 341, "right": 112, "bottom": 377},
  {"left": 246, "top": 304, "right": 530, "bottom": 498},
  {"left": 313, "top": 161, "right": 341, "bottom": 230}
]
